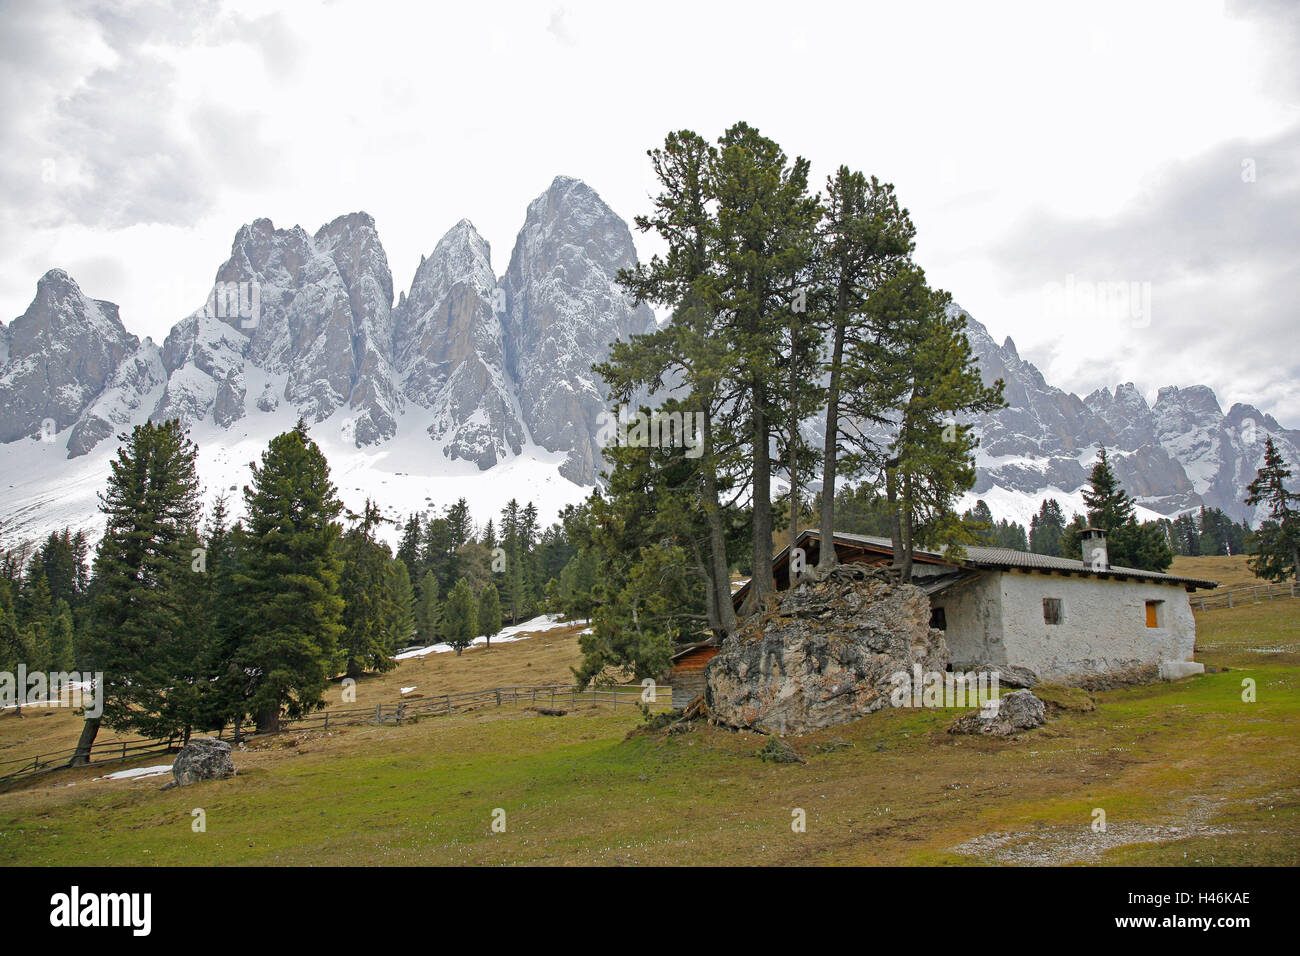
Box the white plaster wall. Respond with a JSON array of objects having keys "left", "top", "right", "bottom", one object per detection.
[
  {"left": 937, "top": 570, "right": 1197, "bottom": 683},
  {"left": 934, "top": 575, "right": 1006, "bottom": 670}
]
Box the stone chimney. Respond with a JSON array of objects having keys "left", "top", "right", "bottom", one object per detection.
[{"left": 1081, "top": 527, "right": 1109, "bottom": 571}]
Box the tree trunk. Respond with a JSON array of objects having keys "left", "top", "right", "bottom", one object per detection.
[
  {"left": 901, "top": 506, "right": 915, "bottom": 583},
  {"left": 886, "top": 462, "right": 904, "bottom": 566},
  {"left": 788, "top": 427, "right": 799, "bottom": 559},
  {"left": 701, "top": 414, "right": 738, "bottom": 636},
  {"left": 256, "top": 704, "right": 280, "bottom": 734},
  {"left": 751, "top": 388, "right": 774, "bottom": 609},
  {"left": 69, "top": 716, "right": 101, "bottom": 767},
  {"left": 693, "top": 537, "right": 719, "bottom": 635},
  {"left": 817, "top": 316, "right": 848, "bottom": 572}
]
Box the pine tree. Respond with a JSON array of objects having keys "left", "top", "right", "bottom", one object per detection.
[
  {"left": 555, "top": 548, "right": 599, "bottom": 622},
  {"left": 396, "top": 513, "right": 423, "bottom": 571},
  {"left": 0, "top": 579, "right": 39, "bottom": 713},
  {"left": 0, "top": 578, "right": 26, "bottom": 675},
  {"left": 444, "top": 577, "right": 477, "bottom": 656},
  {"left": 199, "top": 496, "right": 247, "bottom": 733},
  {"left": 46, "top": 599, "right": 75, "bottom": 672},
  {"left": 18, "top": 572, "right": 53, "bottom": 667},
  {"left": 390, "top": 558, "right": 416, "bottom": 649},
  {"left": 74, "top": 420, "right": 204, "bottom": 762},
  {"left": 499, "top": 499, "right": 524, "bottom": 623},
  {"left": 1081, "top": 447, "right": 1133, "bottom": 529},
  {"left": 881, "top": 271, "right": 1005, "bottom": 578},
  {"left": 608, "top": 128, "right": 740, "bottom": 636},
  {"left": 477, "top": 583, "right": 502, "bottom": 648},
  {"left": 961, "top": 500, "right": 995, "bottom": 545},
  {"left": 1030, "top": 498, "right": 1066, "bottom": 556},
  {"left": 446, "top": 499, "right": 473, "bottom": 550},
  {"left": 339, "top": 500, "right": 399, "bottom": 677},
  {"left": 415, "top": 571, "right": 441, "bottom": 645},
  {"left": 712, "top": 121, "right": 821, "bottom": 611},
  {"left": 1064, "top": 448, "right": 1172, "bottom": 572},
  {"left": 815, "top": 168, "right": 916, "bottom": 570},
  {"left": 1245, "top": 436, "right": 1300, "bottom": 582},
  {"left": 234, "top": 421, "right": 345, "bottom": 732}
]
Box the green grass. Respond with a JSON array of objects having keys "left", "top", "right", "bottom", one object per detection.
[{"left": 2, "top": 601, "right": 1297, "bottom": 866}]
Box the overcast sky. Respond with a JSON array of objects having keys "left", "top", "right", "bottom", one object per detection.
[{"left": 2, "top": 0, "right": 1297, "bottom": 423}]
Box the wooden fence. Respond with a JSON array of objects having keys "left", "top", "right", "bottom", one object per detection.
[
  {"left": 1194, "top": 581, "right": 1299, "bottom": 612},
  {"left": 0, "top": 735, "right": 178, "bottom": 788},
  {"left": 0, "top": 682, "right": 670, "bottom": 791}
]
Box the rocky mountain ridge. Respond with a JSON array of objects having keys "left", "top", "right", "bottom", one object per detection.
[{"left": 1, "top": 176, "right": 1295, "bottom": 549}]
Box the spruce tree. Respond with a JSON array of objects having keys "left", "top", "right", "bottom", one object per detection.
[
  {"left": 1245, "top": 436, "right": 1300, "bottom": 582},
  {"left": 390, "top": 558, "right": 416, "bottom": 650},
  {"left": 444, "top": 577, "right": 476, "bottom": 656},
  {"left": 1030, "top": 499, "right": 1066, "bottom": 556},
  {"left": 234, "top": 421, "right": 345, "bottom": 732},
  {"left": 477, "top": 582, "right": 502, "bottom": 648},
  {"left": 396, "top": 513, "right": 423, "bottom": 571},
  {"left": 1064, "top": 448, "right": 1172, "bottom": 571},
  {"left": 74, "top": 420, "right": 203, "bottom": 762},
  {"left": 1081, "top": 447, "right": 1133, "bottom": 529},
  {"left": 415, "top": 571, "right": 441, "bottom": 645},
  {"left": 340, "top": 500, "right": 400, "bottom": 677},
  {"left": 198, "top": 496, "right": 246, "bottom": 733}
]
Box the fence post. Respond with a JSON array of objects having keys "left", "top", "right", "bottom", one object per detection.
[
  {"left": 496, "top": 689, "right": 501, "bottom": 706},
  {"left": 376, "top": 704, "right": 382, "bottom": 723},
  {"left": 324, "top": 712, "right": 329, "bottom": 731},
  {"left": 445, "top": 695, "right": 451, "bottom": 715},
  {"left": 1228, "top": 591, "right": 1234, "bottom": 608}
]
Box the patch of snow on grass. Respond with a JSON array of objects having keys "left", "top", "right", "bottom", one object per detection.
[
  {"left": 392, "top": 614, "right": 571, "bottom": 660},
  {"left": 94, "top": 764, "right": 172, "bottom": 782}
]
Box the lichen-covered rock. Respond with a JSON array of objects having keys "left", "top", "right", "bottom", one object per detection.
[
  {"left": 172, "top": 737, "right": 236, "bottom": 786},
  {"left": 706, "top": 565, "right": 949, "bottom": 735},
  {"left": 949, "top": 689, "right": 1046, "bottom": 736}
]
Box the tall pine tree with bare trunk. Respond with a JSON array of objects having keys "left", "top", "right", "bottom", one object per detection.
[{"left": 814, "top": 169, "right": 916, "bottom": 571}]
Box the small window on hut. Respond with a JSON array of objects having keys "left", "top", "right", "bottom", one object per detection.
[
  {"left": 1145, "top": 600, "right": 1163, "bottom": 628},
  {"left": 1043, "top": 598, "right": 1063, "bottom": 625},
  {"left": 930, "top": 607, "right": 947, "bottom": 631}
]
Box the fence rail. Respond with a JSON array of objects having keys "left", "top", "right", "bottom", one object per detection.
[
  {"left": 0, "top": 682, "right": 670, "bottom": 791},
  {"left": 1194, "top": 581, "right": 1299, "bottom": 612}
]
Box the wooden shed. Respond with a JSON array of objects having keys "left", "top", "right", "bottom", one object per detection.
[{"left": 669, "top": 641, "right": 720, "bottom": 710}]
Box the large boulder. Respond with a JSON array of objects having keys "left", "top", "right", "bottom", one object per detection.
[
  {"left": 949, "top": 689, "right": 1046, "bottom": 736},
  {"left": 706, "top": 564, "right": 949, "bottom": 735},
  {"left": 172, "top": 737, "right": 236, "bottom": 786}
]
